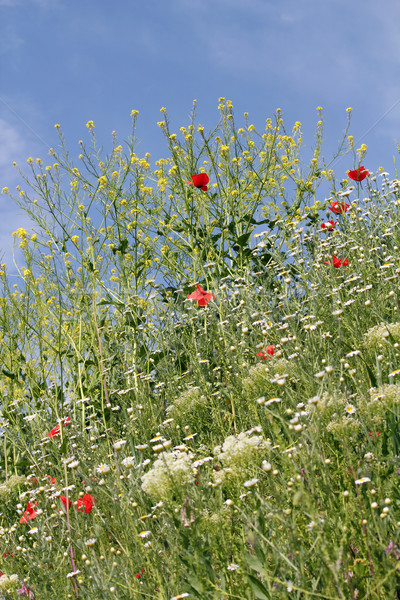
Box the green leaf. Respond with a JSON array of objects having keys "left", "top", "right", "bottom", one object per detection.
[
  {"left": 364, "top": 362, "right": 377, "bottom": 388},
  {"left": 112, "top": 239, "right": 129, "bottom": 255},
  {"left": 60, "top": 437, "right": 68, "bottom": 455},
  {"left": 97, "top": 299, "right": 125, "bottom": 312},
  {"left": 228, "top": 221, "right": 236, "bottom": 235},
  {"left": 245, "top": 553, "right": 267, "bottom": 576},
  {"left": 84, "top": 258, "right": 94, "bottom": 272},
  {"left": 2, "top": 368, "right": 16, "bottom": 380},
  {"left": 235, "top": 232, "right": 252, "bottom": 247},
  {"left": 247, "top": 574, "right": 271, "bottom": 599}
]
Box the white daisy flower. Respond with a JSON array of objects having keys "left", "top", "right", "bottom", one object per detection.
[
  {"left": 355, "top": 477, "right": 371, "bottom": 485},
  {"left": 28, "top": 527, "right": 38, "bottom": 534},
  {"left": 138, "top": 530, "right": 151, "bottom": 538},
  {"left": 84, "top": 538, "right": 97, "bottom": 546},
  {"left": 66, "top": 570, "right": 81, "bottom": 578},
  {"left": 244, "top": 478, "right": 259, "bottom": 488},
  {"left": 113, "top": 440, "right": 126, "bottom": 450},
  {"left": 67, "top": 460, "right": 80, "bottom": 469},
  {"left": 97, "top": 464, "right": 110, "bottom": 475}
]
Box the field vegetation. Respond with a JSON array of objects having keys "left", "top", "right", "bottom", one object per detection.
[{"left": 0, "top": 100, "right": 399, "bottom": 599}]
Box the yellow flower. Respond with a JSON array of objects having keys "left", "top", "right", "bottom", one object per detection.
[
  {"left": 12, "top": 228, "right": 27, "bottom": 239},
  {"left": 1, "top": 187, "right": 8, "bottom": 194}
]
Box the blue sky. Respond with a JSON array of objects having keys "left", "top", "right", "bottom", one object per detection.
[{"left": 1, "top": 0, "right": 400, "bottom": 270}]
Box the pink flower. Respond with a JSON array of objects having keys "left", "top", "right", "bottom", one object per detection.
[
  {"left": 348, "top": 166, "right": 369, "bottom": 182},
  {"left": 187, "top": 284, "right": 215, "bottom": 307},
  {"left": 189, "top": 173, "right": 209, "bottom": 191}
]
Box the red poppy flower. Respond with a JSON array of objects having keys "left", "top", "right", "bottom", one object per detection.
[
  {"left": 257, "top": 350, "right": 267, "bottom": 361},
  {"left": 60, "top": 495, "right": 72, "bottom": 511},
  {"left": 48, "top": 416, "right": 70, "bottom": 438},
  {"left": 324, "top": 255, "right": 349, "bottom": 268},
  {"left": 348, "top": 166, "right": 369, "bottom": 182},
  {"left": 320, "top": 220, "right": 337, "bottom": 231},
  {"left": 136, "top": 569, "right": 144, "bottom": 578},
  {"left": 189, "top": 173, "right": 209, "bottom": 191},
  {"left": 186, "top": 284, "right": 215, "bottom": 307},
  {"left": 328, "top": 201, "right": 350, "bottom": 215},
  {"left": 77, "top": 494, "right": 96, "bottom": 514},
  {"left": 368, "top": 431, "right": 381, "bottom": 437},
  {"left": 20, "top": 501, "right": 38, "bottom": 525},
  {"left": 266, "top": 345, "right": 275, "bottom": 356}
]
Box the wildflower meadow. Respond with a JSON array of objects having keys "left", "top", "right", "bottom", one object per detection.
[{"left": 1, "top": 99, "right": 400, "bottom": 599}]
